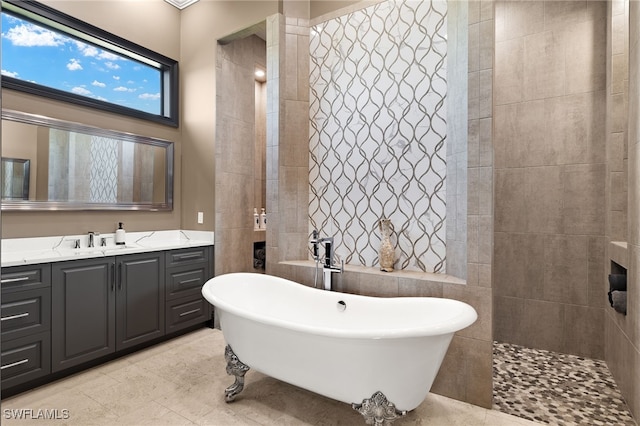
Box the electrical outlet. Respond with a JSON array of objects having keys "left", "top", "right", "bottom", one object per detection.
[{"left": 197, "top": 212, "right": 204, "bottom": 224}]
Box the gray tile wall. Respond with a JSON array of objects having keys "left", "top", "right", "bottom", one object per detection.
[
  {"left": 608, "top": 0, "right": 639, "bottom": 419},
  {"left": 255, "top": 81, "right": 267, "bottom": 212},
  {"left": 265, "top": 10, "right": 311, "bottom": 278},
  {"left": 446, "top": 0, "right": 469, "bottom": 280},
  {"left": 215, "top": 35, "right": 267, "bottom": 275},
  {"left": 493, "top": 0, "right": 607, "bottom": 359}
]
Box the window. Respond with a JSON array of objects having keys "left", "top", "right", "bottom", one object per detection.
[{"left": 1, "top": 0, "right": 179, "bottom": 127}]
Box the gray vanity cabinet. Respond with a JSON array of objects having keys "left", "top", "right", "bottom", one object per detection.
[
  {"left": 1, "top": 244, "right": 212, "bottom": 393},
  {"left": 51, "top": 252, "right": 165, "bottom": 372}
]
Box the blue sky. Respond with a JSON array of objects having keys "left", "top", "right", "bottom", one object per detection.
[{"left": 1, "top": 12, "right": 161, "bottom": 115}]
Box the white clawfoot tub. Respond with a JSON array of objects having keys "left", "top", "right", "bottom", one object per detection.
[{"left": 202, "top": 272, "right": 477, "bottom": 424}]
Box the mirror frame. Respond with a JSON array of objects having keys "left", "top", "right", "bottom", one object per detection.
[{"left": 1, "top": 109, "right": 174, "bottom": 211}]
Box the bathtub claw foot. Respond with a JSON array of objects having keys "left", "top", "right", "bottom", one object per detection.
[
  {"left": 224, "top": 345, "right": 250, "bottom": 402},
  {"left": 352, "top": 391, "right": 407, "bottom": 426}
]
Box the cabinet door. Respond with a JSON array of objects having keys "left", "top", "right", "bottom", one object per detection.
[
  {"left": 116, "top": 252, "right": 165, "bottom": 350},
  {"left": 51, "top": 258, "right": 115, "bottom": 372}
]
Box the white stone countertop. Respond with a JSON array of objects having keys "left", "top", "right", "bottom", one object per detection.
[{"left": 1, "top": 230, "right": 214, "bottom": 268}]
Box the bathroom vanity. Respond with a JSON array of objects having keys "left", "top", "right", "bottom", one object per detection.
[{"left": 0, "top": 230, "right": 214, "bottom": 395}]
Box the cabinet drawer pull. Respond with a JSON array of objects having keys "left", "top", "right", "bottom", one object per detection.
[
  {"left": 179, "top": 308, "right": 201, "bottom": 317},
  {"left": 176, "top": 254, "right": 201, "bottom": 260},
  {"left": 1, "top": 312, "right": 30, "bottom": 322},
  {"left": 1, "top": 276, "right": 30, "bottom": 284},
  {"left": 111, "top": 263, "right": 115, "bottom": 292},
  {"left": 118, "top": 263, "right": 123, "bottom": 290},
  {"left": 1, "top": 358, "right": 29, "bottom": 370}
]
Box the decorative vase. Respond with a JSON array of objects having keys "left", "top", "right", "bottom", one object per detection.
[{"left": 378, "top": 218, "right": 395, "bottom": 272}]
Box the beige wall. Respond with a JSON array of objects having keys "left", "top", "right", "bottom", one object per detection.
[
  {"left": 1, "top": 1, "right": 182, "bottom": 238},
  {"left": 178, "top": 1, "right": 278, "bottom": 232}
]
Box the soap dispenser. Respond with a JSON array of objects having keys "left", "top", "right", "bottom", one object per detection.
[
  {"left": 253, "top": 208, "right": 260, "bottom": 230},
  {"left": 259, "top": 208, "right": 267, "bottom": 230},
  {"left": 115, "top": 222, "right": 126, "bottom": 245}
]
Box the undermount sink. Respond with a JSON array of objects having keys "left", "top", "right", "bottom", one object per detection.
[
  {"left": 71, "top": 247, "right": 104, "bottom": 255},
  {"left": 102, "top": 245, "right": 137, "bottom": 254},
  {"left": 69, "top": 244, "right": 137, "bottom": 256}
]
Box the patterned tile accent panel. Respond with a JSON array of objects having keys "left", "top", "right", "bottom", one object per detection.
[{"left": 309, "top": 0, "right": 448, "bottom": 273}]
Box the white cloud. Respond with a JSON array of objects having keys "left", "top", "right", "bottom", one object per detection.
[
  {"left": 139, "top": 93, "right": 161, "bottom": 101},
  {"left": 114, "top": 86, "right": 136, "bottom": 92},
  {"left": 113, "top": 76, "right": 120, "bottom": 81},
  {"left": 1, "top": 69, "right": 19, "bottom": 78},
  {"left": 99, "top": 51, "right": 120, "bottom": 61},
  {"left": 104, "top": 62, "right": 120, "bottom": 70},
  {"left": 67, "top": 59, "right": 83, "bottom": 71},
  {"left": 81, "top": 45, "right": 99, "bottom": 57},
  {"left": 72, "top": 86, "right": 92, "bottom": 96},
  {"left": 3, "top": 23, "right": 66, "bottom": 47},
  {"left": 92, "top": 80, "right": 106, "bottom": 88},
  {"left": 72, "top": 40, "right": 123, "bottom": 64}
]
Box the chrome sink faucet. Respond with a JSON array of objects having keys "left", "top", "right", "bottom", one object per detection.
[{"left": 88, "top": 231, "right": 97, "bottom": 248}]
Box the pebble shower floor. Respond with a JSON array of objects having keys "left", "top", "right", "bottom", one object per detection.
[{"left": 493, "top": 342, "right": 637, "bottom": 425}]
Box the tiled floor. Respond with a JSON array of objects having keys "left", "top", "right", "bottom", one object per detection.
[
  {"left": 1, "top": 328, "right": 540, "bottom": 425},
  {"left": 493, "top": 342, "right": 637, "bottom": 426}
]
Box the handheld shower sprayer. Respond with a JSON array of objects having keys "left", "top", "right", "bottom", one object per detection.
[
  {"left": 311, "top": 230, "right": 319, "bottom": 261},
  {"left": 310, "top": 231, "right": 342, "bottom": 291}
]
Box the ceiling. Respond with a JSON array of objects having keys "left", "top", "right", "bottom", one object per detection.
[{"left": 164, "top": 0, "right": 199, "bottom": 10}]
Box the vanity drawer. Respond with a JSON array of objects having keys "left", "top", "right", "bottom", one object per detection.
[
  {"left": 166, "top": 264, "right": 208, "bottom": 300},
  {"left": 165, "top": 247, "right": 210, "bottom": 268},
  {"left": 1, "top": 332, "right": 51, "bottom": 389},
  {"left": 1, "top": 264, "right": 51, "bottom": 293},
  {"left": 1, "top": 288, "right": 51, "bottom": 342},
  {"left": 166, "top": 296, "right": 209, "bottom": 334}
]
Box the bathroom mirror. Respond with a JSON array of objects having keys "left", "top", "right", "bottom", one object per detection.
[{"left": 1, "top": 109, "right": 173, "bottom": 211}]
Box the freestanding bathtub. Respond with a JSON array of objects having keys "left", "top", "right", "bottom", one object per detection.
[{"left": 202, "top": 272, "right": 477, "bottom": 424}]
